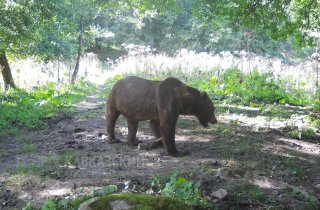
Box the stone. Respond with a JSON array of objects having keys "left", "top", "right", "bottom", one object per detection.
[
  {"left": 211, "top": 188, "right": 227, "bottom": 200},
  {"left": 78, "top": 197, "right": 99, "bottom": 210},
  {"left": 109, "top": 199, "right": 132, "bottom": 210}
]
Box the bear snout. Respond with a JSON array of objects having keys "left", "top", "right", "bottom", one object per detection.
[{"left": 210, "top": 116, "right": 218, "bottom": 124}]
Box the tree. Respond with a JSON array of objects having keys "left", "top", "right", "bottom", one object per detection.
[
  {"left": 62, "top": 0, "right": 99, "bottom": 84},
  {"left": 192, "top": 0, "right": 320, "bottom": 45},
  {"left": 0, "top": 0, "right": 58, "bottom": 90}
]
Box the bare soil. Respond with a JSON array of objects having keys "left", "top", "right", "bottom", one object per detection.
[{"left": 0, "top": 87, "right": 320, "bottom": 209}]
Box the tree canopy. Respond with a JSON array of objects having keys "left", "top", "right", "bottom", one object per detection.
[
  {"left": 192, "top": 0, "right": 320, "bottom": 44},
  {"left": 1, "top": 0, "right": 319, "bottom": 89}
]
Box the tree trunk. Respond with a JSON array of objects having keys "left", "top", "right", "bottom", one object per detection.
[
  {"left": 57, "top": 60, "right": 60, "bottom": 82},
  {"left": 71, "top": 15, "right": 84, "bottom": 84},
  {"left": 316, "top": 61, "right": 319, "bottom": 95},
  {"left": 0, "top": 51, "right": 16, "bottom": 90}
]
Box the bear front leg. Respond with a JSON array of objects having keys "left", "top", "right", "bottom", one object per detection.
[
  {"left": 106, "top": 109, "right": 120, "bottom": 143},
  {"left": 127, "top": 119, "right": 140, "bottom": 146},
  {"left": 160, "top": 118, "right": 179, "bottom": 156}
]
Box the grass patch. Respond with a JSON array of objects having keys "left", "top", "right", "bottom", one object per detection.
[
  {"left": 15, "top": 149, "right": 76, "bottom": 179},
  {"left": 228, "top": 182, "right": 268, "bottom": 204},
  {"left": 282, "top": 158, "right": 304, "bottom": 177},
  {"left": 0, "top": 80, "right": 96, "bottom": 139},
  {"left": 248, "top": 186, "right": 268, "bottom": 202},
  {"left": 286, "top": 126, "right": 318, "bottom": 140},
  {"left": 18, "top": 143, "right": 36, "bottom": 154}
]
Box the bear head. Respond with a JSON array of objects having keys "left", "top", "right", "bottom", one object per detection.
[{"left": 196, "top": 92, "right": 217, "bottom": 127}]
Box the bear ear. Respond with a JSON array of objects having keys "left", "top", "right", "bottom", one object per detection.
[{"left": 201, "top": 91, "right": 208, "bottom": 99}]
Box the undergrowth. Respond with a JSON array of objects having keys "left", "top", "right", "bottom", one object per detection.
[
  {"left": 23, "top": 172, "right": 201, "bottom": 210},
  {"left": 132, "top": 67, "right": 314, "bottom": 107},
  {"left": 0, "top": 80, "right": 96, "bottom": 139}
]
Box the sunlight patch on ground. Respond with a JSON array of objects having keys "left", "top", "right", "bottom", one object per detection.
[
  {"left": 252, "top": 176, "right": 287, "bottom": 189},
  {"left": 261, "top": 139, "right": 319, "bottom": 163},
  {"left": 278, "top": 138, "right": 320, "bottom": 155},
  {"left": 39, "top": 188, "right": 72, "bottom": 197}
]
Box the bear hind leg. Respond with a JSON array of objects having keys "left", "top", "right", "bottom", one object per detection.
[{"left": 106, "top": 110, "right": 120, "bottom": 143}]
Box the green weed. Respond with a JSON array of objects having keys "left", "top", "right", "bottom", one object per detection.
[
  {"left": 287, "top": 126, "right": 317, "bottom": 140},
  {"left": 42, "top": 199, "right": 57, "bottom": 210},
  {"left": 93, "top": 185, "right": 118, "bottom": 197},
  {"left": 160, "top": 172, "right": 202, "bottom": 205},
  {"left": 149, "top": 172, "right": 207, "bottom": 207}
]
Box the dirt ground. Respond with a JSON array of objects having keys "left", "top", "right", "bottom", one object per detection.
[{"left": 0, "top": 87, "right": 320, "bottom": 209}]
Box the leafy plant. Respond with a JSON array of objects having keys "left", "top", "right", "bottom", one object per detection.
[
  {"left": 287, "top": 126, "right": 317, "bottom": 140},
  {"left": 159, "top": 172, "right": 203, "bottom": 206},
  {"left": 42, "top": 199, "right": 57, "bottom": 210},
  {"left": 93, "top": 185, "right": 118, "bottom": 197}
]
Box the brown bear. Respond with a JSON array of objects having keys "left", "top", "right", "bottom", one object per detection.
[{"left": 106, "top": 76, "right": 217, "bottom": 156}]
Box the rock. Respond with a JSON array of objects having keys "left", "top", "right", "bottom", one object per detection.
[
  {"left": 211, "top": 188, "right": 227, "bottom": 200},
  {"left": 124, "top": 181, "right": 130, "bottom": 190},
  {"left": 74, "top": 128, "right": 85, "bottom": 133},
  {"left": 109, "top": 199, "right": 132, "bottom": 210},
  {"left": 78, "top": 197, "right": 99, "bottom": 210}
]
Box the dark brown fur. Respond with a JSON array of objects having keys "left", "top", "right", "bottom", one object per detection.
[{"left": 106, "top": 76, "right": 217, "bottom": 156}]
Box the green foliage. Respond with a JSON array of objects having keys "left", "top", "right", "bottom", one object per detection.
[
  {"left": 42, "top": 199, "right": 57, "bottom": 210},
  {"left": 158, "top": 172, "right": 204, "bottom": 206},
  {"left": 133, "top": 67, "right": 315, "bottom": 107},
  {"left": 287, "top": 126, "right": 317, "bottom": 140},
  {"left": 193, "top": 0, "right": 320, "bottom": 45},
  {"left": 313, "top": 92, "right": 320, "bottom": 112},
  {"left": 93, "top": 185, "right": 118, "bottom": 197},
  {"left": 0, "top": 81, "right": 96, "bottom": 138},
  {"left": 185, "top": 67, "right": 311, "bottom": 106},
  {"left": 216, "top": 68, "right": 309, "bottom": 105}
]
